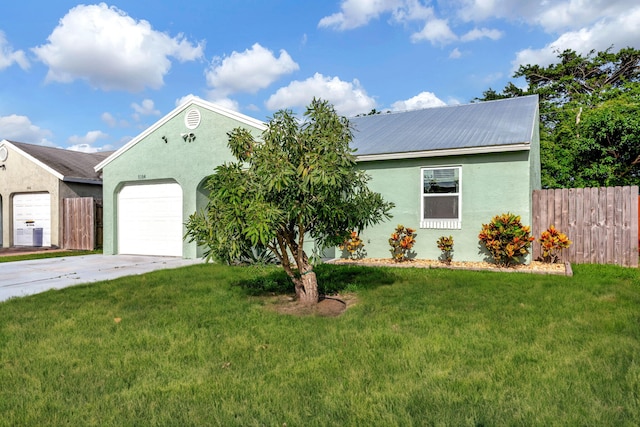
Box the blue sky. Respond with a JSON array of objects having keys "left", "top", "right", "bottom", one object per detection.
[{"left": 1, "top": 0, "right": 639, "bottom": 152}]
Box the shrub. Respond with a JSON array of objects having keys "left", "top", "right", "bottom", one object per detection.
[
  {"left": 436, "top": 235, "right": 454, "bottom": 265},
  {"left": 238, "top": 245, "right": 280, "bottom": 266},
  {"left": 538, "top": 225, "right": 572, "bottom": 263},
  {"left": 339, "top": 231, "right": 366, "bottom": 260},
  {"left": 389, "top": 225, "right": 417, "bottom": 262},
  {"left": 478, "top": 213, "right": 535, "bottom": 267}
]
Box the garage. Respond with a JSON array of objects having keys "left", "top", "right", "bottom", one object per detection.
[
  {"left": 13, "top": 193, "right": 51, "bottom": 247},
  {"left": 117, "top": 182, "right": 183, "bottom": 256}
]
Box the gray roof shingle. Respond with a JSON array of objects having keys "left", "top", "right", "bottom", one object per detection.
[
  {"left": 349, "top": 95, "right": 538, "bottom": 157},
  {"left": 7, "top": 141, "right": 112, "bottom": 183}
]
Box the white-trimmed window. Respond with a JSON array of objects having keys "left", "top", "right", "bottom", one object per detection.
[{"left": 421, "top": 166, "right": 461, "bottom": 229}]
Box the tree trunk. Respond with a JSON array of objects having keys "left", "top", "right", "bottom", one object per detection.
[{"left": 294, "top": 270, "right": 319, "bottom": 305}]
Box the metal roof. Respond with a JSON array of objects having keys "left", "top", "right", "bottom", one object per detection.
[
  {"left": 4, "top": 140, "right": 112, "bottom": 183},
  {"left": 349, "top": 95, "right": 538, "bottom": 159}
]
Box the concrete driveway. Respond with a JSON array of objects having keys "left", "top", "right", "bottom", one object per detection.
[{"left": 0, "top": 254, "right": 204, "bottom": 302}]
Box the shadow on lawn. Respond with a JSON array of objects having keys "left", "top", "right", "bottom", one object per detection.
[{"left": 234, "top": 263, "right": 397, "bottom": 296}]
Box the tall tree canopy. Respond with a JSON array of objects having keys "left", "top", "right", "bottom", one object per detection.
[
  {"left": 185, "top": 99, "right": 394, "bottom": 305},
  {"left": 477, "top": 47, "right": 640, "bottom": 188}
]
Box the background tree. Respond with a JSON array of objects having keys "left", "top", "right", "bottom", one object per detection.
[
  {"left": 185, "top": 99, "right": 394, "bottom": 305},
  {"left": 477, "top": 46, "right": 640, "bottom": 188}
]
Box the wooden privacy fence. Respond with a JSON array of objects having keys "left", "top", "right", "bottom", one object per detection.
[
  {"left": 532, "top": 186, "right": 638, "bottom": 267},
  {"left": 62, "top": 197, "right": 103, "bottom": 251}
]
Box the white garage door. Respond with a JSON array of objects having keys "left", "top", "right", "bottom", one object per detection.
[
  {"left": 13, "top": 193, "right": 51, "bottom": 247},
  {"left": 118, "top": 182, "right": 183, "bottom": 256}
]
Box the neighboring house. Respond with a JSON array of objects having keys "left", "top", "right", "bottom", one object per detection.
[
  {"left": 0, "top": 140, "right": 110, "bottom": 248},
  {"left": 347, "top": 95, "right": 541, "bottom": 262},
  {"left": 94, "top": 97, "right": 266, "bottom": 258}
]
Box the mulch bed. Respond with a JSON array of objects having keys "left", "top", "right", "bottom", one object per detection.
[
  {"left": 266, "top": 295, "right": 353, "bottom": 317},
  {"left": 329, "top": 258, "right": 572, "bottom": 276}
]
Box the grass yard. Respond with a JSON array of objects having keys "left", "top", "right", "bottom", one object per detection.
[
  {"left": 0, "top": 249, "right": 101, "bottom": 263},
  {"left": 1, "top": 262, "right": 639, "bottom": 426}
]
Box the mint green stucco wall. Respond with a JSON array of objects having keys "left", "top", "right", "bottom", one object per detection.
[
  {"left": 101, "top": 103, "right": 263, "bottom": 258},
  {"left": 353, "top": 149, "right": 539, "bottom": 262}
]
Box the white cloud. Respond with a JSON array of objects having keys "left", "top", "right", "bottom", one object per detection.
[
  {"left": 67, "top": 129, "right": 114, "bottom": 152},
  {"left": 101, "top": 112, "right": 117, "bottom": 128},
  {"left": 460, "top": 27, "right": 503, "bottom": 42},
  {"left": 319, "top": 0, "right": 444, "bottom": 43},
  {"left": 320, "top": 1, "right": 502, "bottom": 46},
  {"left": 0, "top": 31, "right": 29, "bottom": 70},
  {"left": 206, "top": 96, "right": 240, "bottom": 112},
  {"left": 456, "top": 0, "right": 536, "bottom": 23},
  {"left": 391, "top": 91, "right": 446, "bottom": 111},
  {"left": 68, "top": 130, "right": 109, "bottom": 146},
  {"left": 532, "top": 0, "right": 633, "bottom": 33},
  {"left": 410, "top": 18, "right": 457, "bottom": 45},
  {"left": 176, "top": 91, "right": 241, "bottom": 112},
  {"left": 456, "top": 0, "right": 637, "bottom": 32},
  {"left": 32, "top": 3, "right": 204, "bottom": 92},
  {"left": 131, "top": 99, "right": 161, "bottom": 121},
  {"left": 175, "top": 94, "right": 199, "bottom": 107},
  {"left": 67, "top": 143, "right": 108, "bottom": 153},
  {"left": 0, "top": 114, "right": 53, "bottom": 145},
  {"left": 512, "top": 6, "right": 640, "bottom": 71},
  {"left": 101, "top": 112, "right": 130, "bottom": 128},
  {"left": 206, "top": 43, "right": 299, "bottom": 98},
  {"left": 321, "top": 0, "right": 640, "bottom": 55},
  {"left": 449, "top": 47, "right": 462, "bottom": 59},
  {"left": 266, "top": 73, "right": 376, "bottom": 117},
  {"left": 318, "top": 0, "right": 404, "bottom": 30}
]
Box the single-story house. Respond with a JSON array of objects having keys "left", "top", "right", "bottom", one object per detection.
[
  {"left": 347, "top": 94, "right": 541, "bottom": 262},
  {"left": 0, "top": 140, "right": 110, "bottom": 248},
  {"left": 94, "top": 97, "right": 266, "bottom": 258},
  {"left": 96, "top": 95, "right": 540, "bottom": 262}
]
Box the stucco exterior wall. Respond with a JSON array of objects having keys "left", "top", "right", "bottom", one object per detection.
[
  {"left": 0, "top": 146, "right": 60, "bottom": 247},
  {"left": 60, "top": 181, "right": 104, "bottom": 200},
  {"left": 101, "top": 103, "right": 264, "bottom": 258},
  {"left": 353, "top": 150, "right": 537, "bottom": 262}
]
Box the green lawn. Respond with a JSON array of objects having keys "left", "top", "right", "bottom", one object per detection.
[
  {"left": 1, "top": 263, "right": 639, "bottom": 426},
  {"left": 0, "top": 249, "right": 101, "bottom": 263}
]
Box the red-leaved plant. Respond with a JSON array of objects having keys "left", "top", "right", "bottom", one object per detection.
[
  {"left": 389, "top": 225, "right": 417, "bottom": 262},
  {"left": 538, "top": 225, "right": 571, "bottom": 263},
  {"left": 436, "top": 235, "right": 454, "bottom": 265},
  {"left": 478, "top": 213, "right": 535, "bottom": 267},
  {"left": 339, "top": 230, "right": 366, "bottom": 260}
]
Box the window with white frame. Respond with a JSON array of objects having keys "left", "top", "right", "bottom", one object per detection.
[{"left": 421, "top": 166, "right": 461, "bottom": 229}]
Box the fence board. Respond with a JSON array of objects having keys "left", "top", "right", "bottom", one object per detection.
[
  {"left": 614, "top": 188, "right": 623, "bottom": 265},
  {"left": 589, "top": 188, "right": 598, "bottom": 264},
  {"left": 532, "top": 186, "right": 638, "bottom": 267},
  {"left": 574, "top": 188, "right": 584, "bottom": 262}
]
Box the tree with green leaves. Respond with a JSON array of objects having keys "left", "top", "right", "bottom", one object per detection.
[
  {"left": 570, "top": 87, "right": 640, "bottom": 186},
  {"left": 477, "top": 46, "right": 640, "bottom": 188},
  {"left": 185, "top": 99, "right": 394, "bottom": 305}
]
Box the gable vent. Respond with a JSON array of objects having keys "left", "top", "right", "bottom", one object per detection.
[{"left": 184, "top": 108, "right": 201, "bottom": 130}]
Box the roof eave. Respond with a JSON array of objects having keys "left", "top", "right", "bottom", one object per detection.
[
  {"left": 62, "top": 177, "right": 103, "bottom": 185},
  {"left": 0, "top": 139, "right": 65, "bottom": 180},
  {"left": 355, "top": 142, "right": 531, "bottom": 162}
]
